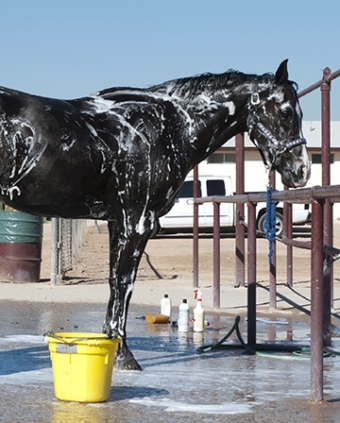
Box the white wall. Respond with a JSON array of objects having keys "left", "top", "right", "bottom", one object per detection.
[{"left": 306, "top": 151, "right": 340, "bottom": 219}]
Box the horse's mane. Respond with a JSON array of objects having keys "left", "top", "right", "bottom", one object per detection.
[
  {"left": 96, "top": 70, "right": 297, "bottom": 102},
  {"left": 149, "top": 70, "right": 276, "bottom": 98}
]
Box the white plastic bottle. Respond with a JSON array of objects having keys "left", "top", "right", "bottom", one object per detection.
[
  {"left": 177, "top": 299, "right": 190, "bottom": 332},
  {"left": 160, "top": 294, "right": 172, "bottom": 320},
  {"left": 193, "top": 289, "right": 205, "bottom": 332}
]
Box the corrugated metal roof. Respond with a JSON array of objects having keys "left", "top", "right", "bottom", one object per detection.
[{"left": 223, "top": 121, "right": 340, "bottom": 149}]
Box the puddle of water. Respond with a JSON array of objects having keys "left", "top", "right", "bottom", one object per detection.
[{"left": 0, "top": 303, "right": 340, "bottom": 422}]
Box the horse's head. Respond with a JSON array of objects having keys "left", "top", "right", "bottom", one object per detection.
[{"left": 247, "top": 60, "right": 311, "bottom": 188}]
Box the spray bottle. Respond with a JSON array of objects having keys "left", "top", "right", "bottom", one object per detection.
[
  {"left": 177, "top": 299, "right": 190, "bottom": 332},
  {"left": 160, "top": 294, "right": 172, "bottom": 320},
  {"left": 193, "top": 289, "right": 205, "bottom": 332}
]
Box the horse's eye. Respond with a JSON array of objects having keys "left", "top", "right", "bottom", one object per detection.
[{"left": 280, "top": 107, "right": 293, "bottom": 121}]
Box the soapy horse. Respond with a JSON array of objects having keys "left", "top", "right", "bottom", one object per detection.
[{"left": 0, "top": 60, "right": 310, "bottom": 369}]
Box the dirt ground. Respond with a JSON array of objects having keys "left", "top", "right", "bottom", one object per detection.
[
  {"left": 40, "top": 221, "right": 317, "bottom": 289},
  {"left": 32, "top": 219, "right": 340, "bottom": 317}
]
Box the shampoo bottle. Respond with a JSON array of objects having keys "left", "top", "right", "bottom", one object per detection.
[
  {"left": 193, "top": 289, "right": 205, "bottom": 332},
  {"left": 160, "top": 294, "right": 172, "bottom": 320},
  {"left": 178, "top": 299, "right": 190, "bottom": 332}
]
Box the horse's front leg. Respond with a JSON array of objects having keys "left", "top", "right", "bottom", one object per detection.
[{"left": 103, "top": 220, "right": 150, "bottom": 370}]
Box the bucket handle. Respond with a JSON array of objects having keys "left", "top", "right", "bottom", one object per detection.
[{"left": 44, "top": 331, "right": 120, "bottom": 343}]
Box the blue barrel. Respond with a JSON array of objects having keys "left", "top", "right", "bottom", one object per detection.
[{"left": 0, "top": 211, "right": 43, "bottom": 282}]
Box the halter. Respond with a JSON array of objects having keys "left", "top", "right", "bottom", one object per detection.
[{"left": 248, "top": 91, "right": 307, "bottom": 169}]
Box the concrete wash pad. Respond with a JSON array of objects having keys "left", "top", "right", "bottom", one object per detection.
[{"left": 1, "top": 301, "right": 340, "bottom": 422}]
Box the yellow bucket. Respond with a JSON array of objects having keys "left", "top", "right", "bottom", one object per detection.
[{"left": 46, "top": 332, "right": 120, "bottom": 403}]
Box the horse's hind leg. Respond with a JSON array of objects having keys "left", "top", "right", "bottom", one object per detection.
[{"left": 103, "top": 219, "right": 150, "bottom": 370}]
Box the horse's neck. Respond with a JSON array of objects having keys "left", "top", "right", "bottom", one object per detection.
[{"left": 172, "top": 88, "right": 249, "bottom": 166}]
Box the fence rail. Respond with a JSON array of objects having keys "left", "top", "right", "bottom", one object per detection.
[
  {"left": 192, "top": 66, "right": 340, "bottom": 402},
  {"left": 298, "top": 68, "right": 340, "bottom": 97},
  {"left": 194, "top": 184, "right": 340, "bottom": 205},
  {"left": 194, "top": 184, "right": 340, "bottom": 404}
]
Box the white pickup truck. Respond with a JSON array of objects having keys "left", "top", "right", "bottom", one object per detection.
[{"left": 156, "top": 175, "right": 311, "bottom": 237}]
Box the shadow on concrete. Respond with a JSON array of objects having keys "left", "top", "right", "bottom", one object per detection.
[{"left": 0, "top": 346, "right": 50, "bottom": 375}]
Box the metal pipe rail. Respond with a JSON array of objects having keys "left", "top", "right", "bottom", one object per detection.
[
  {"left": 193, "top": 183, "right": 340, "bottom": 305},
  {"left": 193, "top": 184, "right": 340, "bottom": 206},
  {"left": 298, "top": 68, "right": 340, "bottom": 98},
  {"left": 192, "top": 66, "right": 340, "bottom": 403},
  {"left": 281, "top": 236, "right": 340, "bottom": 257},
  {"left": 194, "top": 184, "right": 340, "bottom": 403}
]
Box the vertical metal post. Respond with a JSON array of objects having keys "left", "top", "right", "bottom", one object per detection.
[
  {"left": 193, "top": 166, "right": 199, "bottom": 287},
  {"left": 235, "top": 133, "right": 245, "bottom": 287},
  {"left": 58, "top": 218, "right": 62, "bottom": 281},
  {"left": 269, "top": 171, "right": 276, "bottom": 309},
  {"left": 310, "top": 197, "right": 324, "bottom": 402},
  {"left": 321, "top": 68, "right": 332, "bottom": 345},
  {"left": 50, "top": 217, "right": 59, "bottom": 286},
  {"left": 283, "top": 185, "right": 293, "bottom": 287},
  {"left": 321, "top": 68, "right": 331, "bottom": 186},
  {"left": 247, "top": 201, "right": 257, "bottom": 346},
  {"left": 213, "top": 201, "right": 220, "bottom": 308}
]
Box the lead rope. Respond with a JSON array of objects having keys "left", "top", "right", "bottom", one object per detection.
[{"left": 264, "top": 184, "right": 277, "bottom": 264}]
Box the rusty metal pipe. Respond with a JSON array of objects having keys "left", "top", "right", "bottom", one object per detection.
[
  {"left": 269, "top": 171, "right": 277, "bottom": 309},
  {"left": 193, "top": 184, "right": 340, "bottom": 205},
  {"left": 247, "top": 201, "right": 257, "bottom": 345},
  {"left": 193, "top": 166, "right": 199, "bottom": 287},
  {"left": 297, "top": 68, "right": 340, "bottom": 97},
  {"left": 283, "top": 186, "right": 293, "bottom": 287},
  {"left": 235, "top": 133, "right": 245, "bottom": 287},
  {"left": 310, "top": 198, "right": 324, "bottom": 402},
  {"left": 213, "top": 201, "right": 221, "bottom": 308},
  {"left": 321, "top": 68, "right": 332, "bottom": 345}
]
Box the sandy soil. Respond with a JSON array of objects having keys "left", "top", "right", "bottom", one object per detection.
[
  {"left": 41, "top": 221, "right": 315, "bottom": 287},
  {"left": 29, "top": 219, "right": 340, "bottom": 316}
]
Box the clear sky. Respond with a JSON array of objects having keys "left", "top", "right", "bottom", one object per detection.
[{"left": 0, "top": 0, "right": 339, "bottom": 121}]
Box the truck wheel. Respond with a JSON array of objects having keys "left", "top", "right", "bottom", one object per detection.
[{"left": 257, "top": 211, "right": 284, "bottom": 238}]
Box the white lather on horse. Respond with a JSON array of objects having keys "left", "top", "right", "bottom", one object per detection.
[{"left": 0, "top": 60, "right": 310, "bottom": 369}]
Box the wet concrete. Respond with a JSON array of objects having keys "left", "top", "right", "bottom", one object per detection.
[{"left": 1, "top": 300, "right": 340, "bottom": 422}]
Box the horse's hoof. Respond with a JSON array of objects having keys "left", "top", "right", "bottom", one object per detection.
[{"left": 114, "top": 350, "right": 142, "bottom": 371}]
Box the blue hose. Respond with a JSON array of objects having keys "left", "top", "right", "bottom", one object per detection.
[{"left": 264, "top": 186, "right": 277, "bottom": 264}]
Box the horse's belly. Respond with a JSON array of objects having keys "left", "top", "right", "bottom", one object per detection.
[{"left": 0, "top": 179, "right": 110, "bottom": 220}]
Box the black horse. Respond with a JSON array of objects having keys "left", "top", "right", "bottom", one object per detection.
[{"left": 0, "top": 60, "right": 310, "bottom": 370}]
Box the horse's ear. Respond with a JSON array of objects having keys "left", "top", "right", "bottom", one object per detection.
[{"left": 275, "top": 59, "right": 289, "bottom": 84}]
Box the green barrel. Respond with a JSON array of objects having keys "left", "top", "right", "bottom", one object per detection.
[{"left": 0, "top": 211, "right": 43, "bottom": 282}]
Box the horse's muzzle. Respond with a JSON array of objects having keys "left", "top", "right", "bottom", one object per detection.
[{"left": 281, "top": 164, "right": 310, "bottom": 188}]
